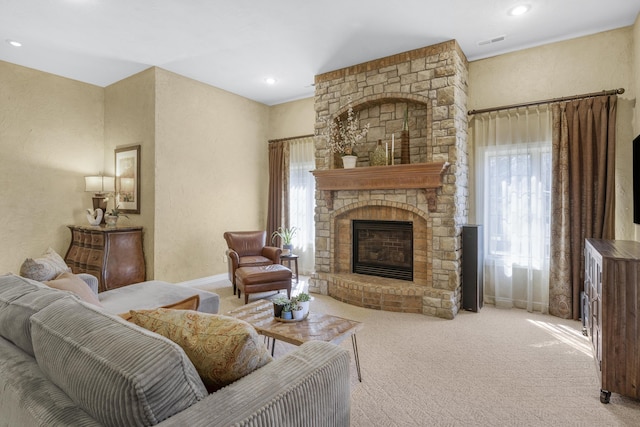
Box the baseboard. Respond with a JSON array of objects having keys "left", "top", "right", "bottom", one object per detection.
[{"left": 175, "top": 273, "right": 228, "bottom": 287}]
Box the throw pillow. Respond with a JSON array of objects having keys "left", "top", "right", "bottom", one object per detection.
[
  {"left": 20, "top": 247, "right": 71, "bottom": 282},
  {"left": 129, "top": 309, "right": 273, "bottom": 391},
  {"left": 118, "top": 294, "right": 200, "bottom": 321},
  {"left": 44, "top": 272, "right": 103, "bottom": 307}
]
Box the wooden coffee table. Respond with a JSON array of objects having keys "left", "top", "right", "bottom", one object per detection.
[{"left": 227, "top": 299, "right": 363, "bottom": 381}]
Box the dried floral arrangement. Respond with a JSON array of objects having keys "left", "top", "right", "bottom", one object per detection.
[{"left": 321, "top": 96, "right": 370, "bottom": 156}]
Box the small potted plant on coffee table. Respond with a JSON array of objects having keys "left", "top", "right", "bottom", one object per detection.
[
  {"left": 272, "top": 296, "right": 289, "bottom": 318},
  {"left": 296, "top": 292, "right": 311, "bottom": 317},
  {"left": 281, "top": 300, "right": 293, "bottom": 320},
  {"left": 291, "top": 297, "right": 305, "bottom": 321}
]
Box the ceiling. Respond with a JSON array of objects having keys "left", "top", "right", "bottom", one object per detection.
[{"left": 1, "top": 0, "right": 639, "bottom": 106}]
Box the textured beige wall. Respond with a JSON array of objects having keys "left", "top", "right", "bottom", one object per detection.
[
  {"left": 469, "top": 27, "right": 636, "bottom": 240},
  {"left": 0, "top": 61, "right": 104, "bottom": 274},
  {"left": 153, "top": 69, "right": 270, "bottom": 282},
  {"left": 268, "top": 97, "right": 315, "bottom": 140},
  {"left": 104, "top": 69, "right": 156, "bottom": 278}
]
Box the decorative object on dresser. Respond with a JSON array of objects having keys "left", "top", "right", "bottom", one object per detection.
[
  {"left": 114, "top": 144, "right": 141, "bottom": 214},
  {"left": 84, "top": 175, "right": 115, "bottom": 222},
  {"left": 104, "top": 205, "right": 129, "bottom": 228},
  {"left": 64, "top": 225, "right": 145, "bottom": 292},
  {"left": 85, "top": 208, "right": 103, "bottom": 226},
  {"left": 583, "top": 238, "right": 640, "bottom": 404}
]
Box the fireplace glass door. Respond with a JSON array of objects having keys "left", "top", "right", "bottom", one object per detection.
[{"left": 352, "top": 220, "right": 413, "bottom": 281}]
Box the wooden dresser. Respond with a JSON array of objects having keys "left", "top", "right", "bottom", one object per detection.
[
  {"left": 64, "top": 225, "right": 145, "bottom": 292},
  {"left": 584, "top": 238, "right": 640, "bottom": 403}
]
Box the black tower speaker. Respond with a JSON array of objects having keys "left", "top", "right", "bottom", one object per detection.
[
  {"left": 462, "top": 225, "right": 483, "bottom": 312},
  {"left": 634, "top": 135, "right": 640, "bottom": 224}
]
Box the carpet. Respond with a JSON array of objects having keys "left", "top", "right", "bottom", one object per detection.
[{"left": 193, "top": 278, "right": 640, "bottom": 426}]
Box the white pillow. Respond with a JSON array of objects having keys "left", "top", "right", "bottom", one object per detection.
[{"left": 20, "top": 247, "right": 71, "bottom": 282}]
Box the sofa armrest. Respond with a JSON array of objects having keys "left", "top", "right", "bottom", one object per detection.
[
  {"left": 158, "top": 341, "right": 351, "bottom": 427},
  {"left": 77, "top": 273, "right": 99, "bottom": 295},
  {"left": 261, "top": 246, "right": 282, "bottom": 264}
]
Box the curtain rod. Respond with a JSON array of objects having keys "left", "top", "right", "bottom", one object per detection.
[
  {"left": 268, "top": 134, "right": 314, "bottom": 144},
  {"left": 467, "top": 88, "right": 625, "bottom": 116}
]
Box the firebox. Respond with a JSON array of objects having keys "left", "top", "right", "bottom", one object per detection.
[{"left": 352, "top": 220, "right": 413, "bottom": 281}]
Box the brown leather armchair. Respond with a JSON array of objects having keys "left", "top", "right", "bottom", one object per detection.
[{"left": 223, "top": 231, "right": 282, "bottom": 295}]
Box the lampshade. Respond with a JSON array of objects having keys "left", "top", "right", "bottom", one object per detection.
[{"left": 85, "top": 176, "right": 115, "bottom": 193}]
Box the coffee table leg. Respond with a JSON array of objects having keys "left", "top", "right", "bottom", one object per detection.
[
  {"left": 271, "top": 337, "right": 276, "bottom": 357},
  {"left": 352, "top": 334, "right": 362, "bottom": 382}
]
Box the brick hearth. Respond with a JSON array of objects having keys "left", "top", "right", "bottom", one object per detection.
[{"left": 309, "top": 40, "right": 469, "bottom": 319}]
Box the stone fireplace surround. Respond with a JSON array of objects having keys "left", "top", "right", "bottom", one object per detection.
[{"left": 309, "top": 40, "right": 469, "bottom": 319}]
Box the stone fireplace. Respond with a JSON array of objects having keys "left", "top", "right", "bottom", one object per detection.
[{"left": 309, "top": 40, "right": 469, "bottom": 319}]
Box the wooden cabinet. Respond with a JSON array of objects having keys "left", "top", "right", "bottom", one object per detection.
[
  {"left": 584, "top": 238, "right": 640, "bottom": 403},
  {"left": 65, "top": 225, "right": 145, "bottom": 292}
]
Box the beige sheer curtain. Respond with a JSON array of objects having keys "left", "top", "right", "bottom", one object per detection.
[
  {"left": 472, "top": 106, "right": 552, "bottom": 313},
  {"left": 549, "top": 96, "right": 617, "bottom": 320},
  {"left": 267, "top": 140, "right": 289, "bottom": 243}
]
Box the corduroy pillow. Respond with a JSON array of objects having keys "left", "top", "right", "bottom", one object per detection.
[
  {"left": 20, "top": 247, "right": 71, "bottom": 282},
  {"left": 129, "top": 309, "right": 273, "bottom": 391}
]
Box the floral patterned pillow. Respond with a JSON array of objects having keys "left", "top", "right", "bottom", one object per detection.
[
  {"left": 20, "top": 247, "right": 71, "bottom": 282},
  {"left": 129, "top": 309, "right": 272, "bottom": 392}
]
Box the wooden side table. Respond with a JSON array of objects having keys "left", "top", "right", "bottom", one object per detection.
[
  {"left": 280, "top": 253, "right": 299, "bottom": 283},
  {"left": 64, "top": 225, "right": 145, "bottom": 292}
]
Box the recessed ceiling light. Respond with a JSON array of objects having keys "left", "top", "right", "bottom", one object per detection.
[
  {"left": 264, "top": 77, "right": 277, "bottom": 85},
  {"left": 508, "top": 4, "right": 531, "bottom": 16},
  {"left": 6, "top": 39, "right": 22, "bottom": 47}
]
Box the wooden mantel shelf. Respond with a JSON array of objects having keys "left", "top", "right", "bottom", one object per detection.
[{"left": 311, "top": 162, "right": 450, "bottom": 210}]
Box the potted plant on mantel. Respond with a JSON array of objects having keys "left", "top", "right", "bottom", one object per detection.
[
  {"left": 271, "top": 226, "right": 298, "bottom": 255},
  {"left": 321, "top": 95, "right": 370, "bottom": 169}
]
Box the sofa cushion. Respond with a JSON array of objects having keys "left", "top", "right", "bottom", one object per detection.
[
  {"left": 129, "top": 309, "right": 273, "bottom": 392},
  {"left": 0, "top": 336, "right": 100, "bottom": 426},
  {"left": 98, "top": 280, "right": 219, "bottom": 315},
  {"left": 44, "top": 272, "right": 103, "bottom": 307},
  {"left": 19, "top": 247, "right": 71, "bottom": 282},
  {"left": 0, "top": 274, "right": 74, "bottom": 356},
  {"left": 30, "top": 297, "right": 207, "bottom": 427}
]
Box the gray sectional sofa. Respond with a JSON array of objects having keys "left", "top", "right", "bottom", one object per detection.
[{"left": 0, "top": 274, "right": 351, "bottom": 426}]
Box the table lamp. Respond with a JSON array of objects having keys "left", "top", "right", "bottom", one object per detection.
[{"left": 85, "top": 175, "right": 115, "bottom": 216}]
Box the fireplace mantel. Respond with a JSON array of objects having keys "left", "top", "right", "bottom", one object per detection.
[{"left": 311, "top": 162, "right": 450, "bottom": 210}]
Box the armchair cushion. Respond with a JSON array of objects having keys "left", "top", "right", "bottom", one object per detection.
[{"left": 224, "top": 231, "right": 269, "bottom": 257}]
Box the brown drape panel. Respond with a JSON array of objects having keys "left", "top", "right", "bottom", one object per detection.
[
  {"left": 549, "top": 95, "right": 617, "bottom": 319},
  {"left": 266, "top": 141, "right": 289, "bottom": 245}
]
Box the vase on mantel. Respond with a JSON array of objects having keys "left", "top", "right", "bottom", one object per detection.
[
  {"left": 370, "top": 140, "right": 387, "bottom": 166},
  {"left": 401, "top": 106, "right": 410, "bottom": 164},
  {"left": 342, "top": 155, "right": 357, "bottom": 169}
]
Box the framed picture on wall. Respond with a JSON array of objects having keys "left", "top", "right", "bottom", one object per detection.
[{"left": 114, "top": 144, "right": 141, "bottom": 214}]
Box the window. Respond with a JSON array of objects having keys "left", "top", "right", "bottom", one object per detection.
[{"left": 484, "top": 142, "right": 551, "bottom": 271}]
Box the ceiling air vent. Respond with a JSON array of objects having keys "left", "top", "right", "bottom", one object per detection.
[{"left": 477, "top": 35, "right": 506, "bottom": 46}]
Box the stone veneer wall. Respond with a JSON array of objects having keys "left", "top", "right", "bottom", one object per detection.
[{"left": 310, "top": 40, "right": 469, "bottom": 319}]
